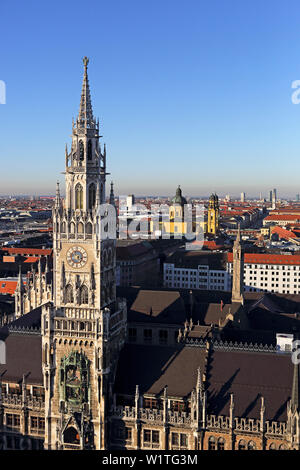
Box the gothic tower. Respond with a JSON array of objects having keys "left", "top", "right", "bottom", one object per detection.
[
  {"left": 207, "top": 193, "right": 219, "bottom": 235},
  {"left": 287, "top": 362, "right": 300, "bottom": 449},
  {"left": 42, "top": 57, "right": 127, "bottom": 450},
  {"left": 231, "top": 225, "right": 244, "bottom": 304}
]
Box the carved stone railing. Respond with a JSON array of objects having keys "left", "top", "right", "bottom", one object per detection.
[
  {"left": 1, "top": 393, "right": 45, "bottom": 411},
  {"left": 168, "top": 410, "right": 191, "bottom": 426},
  {"left": 113, "top": 406, "right": 136, "bottom": 420},
  {"left": 26, "top": 397, "right": 45, "bottom": 410},
  {"left": 266, "top": 421, "right": 287, "bottom": 436},
  {"left": 184, "top": 338, "right": 278, "bottom": 354},
  {"left": 140, "top": 408, "right": 163, "bottom": 423},
  {"left": 111, "top": 406, "right": 288, "bottom": 438},
  {"left": 2, "top": 394, "right": 22, "bottom": 407},
  {"left": 207, "top": 414, "right": 230, "bottom": 430},
  {"left": 234, "top": 417, "right": 260, "bottom": 433}
]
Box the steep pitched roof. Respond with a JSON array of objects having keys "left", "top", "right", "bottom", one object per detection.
[
  {"left": 207, "top": 349, "right": 293, "bottom": 421},
  {"left": 114, "top": 343, "right": 207, "bottom": 398}
]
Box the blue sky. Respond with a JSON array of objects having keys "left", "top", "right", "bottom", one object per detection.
[{"left": 1, "top": 0, "right": 300, "bottom": 198}]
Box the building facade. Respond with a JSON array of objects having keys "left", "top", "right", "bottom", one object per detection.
[{"left": 41, "top": 57, "right": 127, "bottom": 450}]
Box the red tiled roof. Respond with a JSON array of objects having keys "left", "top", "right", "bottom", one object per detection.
[
  {"left": 1, "top": 248, "right": 52, "bottom": 256},
  {"left": 227, "top": 252, "right": 300, "bottom": 265},
  {"left": 271, "top": 226, "right": 297, "bottom": 239},
  {"left": 23, "top": 256, "right": 39, "bottom": 263},
  {"left": 0, "top": 280, "right": 26, "bottom": 295},
  {"left": 265, "top": 214, "right": 300, "bottom": 221}
]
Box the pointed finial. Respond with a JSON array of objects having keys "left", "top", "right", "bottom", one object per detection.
[
  {"left": 83, "top": 56, "right": 89, "bottom": 69},
  {"left": 55, "top": 181, "right": 61, "bottom": 209},
  {"left": 196, "top": 366, "right": 203, "bottom": 394},
  {"left": 45, "top": 256, "right": 49, "bottom": 274},
  {"left": 291, "top": 361, "right": 300, "bottom": 411},
  {"left": 78, "top": 56, "right": 94, "bottom": 128}
]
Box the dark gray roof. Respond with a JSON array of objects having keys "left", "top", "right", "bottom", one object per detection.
[
  {"left": 114, "top": 343, "right": 294, "bottom": 421},
  {"left": 207, "top": 349, "right": 293, "bottom": 421},
  {"left": 114, "top": 343, "right": 207, "bottom": 398},
  {"left": 0, "top": 307, "right": 42, "bottom": 385},
  {"left": 166, "top": 250, "right": 227, "bottom": 270}
]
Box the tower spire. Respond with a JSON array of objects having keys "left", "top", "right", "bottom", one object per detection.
[
  {"left": 77, "top": 56, "right": 95, "bottom": 129},
  {"left": 291, "top": 362, "right": 300, "bottom": 412},
  {"left": 232, "top": 222, "right": 244, "bottom": 304},
  {"left": 55, "top": 181, "right": 61, "bottom": 209},
  {"left": 109, "top": 181, "right": 115, "bottom": 206}
]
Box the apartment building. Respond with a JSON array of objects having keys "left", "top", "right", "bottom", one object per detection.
[{"left": 164, "top": 250, "right": 300, "bottom": 295}]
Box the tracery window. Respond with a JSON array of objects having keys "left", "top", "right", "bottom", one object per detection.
[
  {"left": 79, "top": 285, "right": 88, "bottom": 305},
  {"left": 79, "top": 140, "right": 84, "bottom": 161},
  {"left": 248, "top": 440, "right": 256, "bottom": 450},
  {"left": 238, "top": 439, "right": 246, "bottom": 450},
  {"left": 208, "top": 436, "right": 216, "bottom": 450},
  {"left": 218, "top": 437, "right": 225, "bottom": 450},
  {"left": 65, "top": 284, "right": 74, "bottom": 303}
]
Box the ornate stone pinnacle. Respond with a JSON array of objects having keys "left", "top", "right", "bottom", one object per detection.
[{"left": 83, "top": 56, "right": 89, "bottom": 68}]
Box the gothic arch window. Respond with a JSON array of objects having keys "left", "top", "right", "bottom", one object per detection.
[
  {"left": 87, "top": 140, "right": 92, "bottom": 160},
  {"left": 89, "top": 183, "right": 96, "bottom": 209},
  {"left": 108, "top": 249, "right": 112, "bottom": 265},
  {"left": 86, "top": 222, "right": 92, "bottom": 235},
  {"left": 238, "top": 439, "right": 246, "bottom": 450},
  {"left": 79, "top": 285, "right": 88, "bottom": 305},
  {"left": 65, "top": 284, "right": 74, "bottom": 303},
  {"left": 75, "top": 184, "right": 83, "bottom": 210},
  {"left": 64, "top": 426, "right": 80, "bottom": 445},
  {"left": 208, "top": 436, "right": 216, "bottom": 450},
  {"left": 269, "top": 443, "right": 277, "bottom": 450},
  {"left": 218, "top": 437, "right": 225, "bottom": 450},
  {"left": 61, "top": 221, "right": 66, "bottom": 233},
  {"left": 78, "top": 222, "right": 84, "bottom": 234},
  {"left": 279, "top": 444, "right": 287, "bottom": 450},
  {"left": 79, "top": 140, "right": 84, "bottom": 161},
  {"left": 248, "top": 441, "right": 256, "bottom": 450}
]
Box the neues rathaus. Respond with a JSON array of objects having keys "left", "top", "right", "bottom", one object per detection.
[{"left": 0, "top": 58, "right": 300, "bottom": 451}]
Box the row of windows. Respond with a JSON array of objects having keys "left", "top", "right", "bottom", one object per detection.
[
  {"left": 5, "top": 414, "right": 45, "bottom": 430},
  {"left": 128, "top": 328, "right": 175, "bottom": 345}
]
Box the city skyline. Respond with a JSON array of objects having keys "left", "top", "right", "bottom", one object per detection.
[{"left": 2, "top": 1, "right": 300, "bottom": 196}]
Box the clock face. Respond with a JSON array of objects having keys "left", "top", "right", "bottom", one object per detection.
[{"left": 67, "top": 246, "right": 88, "bottom": 268}]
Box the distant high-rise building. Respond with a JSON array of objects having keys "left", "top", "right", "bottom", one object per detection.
[
  {"left": 126, "top": 194, "right": 135, "bottom": 210},
  {"left": 296, "top": 194, "right": 300, "bottom": 202},
  {"left": 241, "top": 192, "right": 246, "bottom": 203}
]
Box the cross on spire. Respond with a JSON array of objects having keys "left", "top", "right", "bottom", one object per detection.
[{"left": 77, "top": 56, "right": 95, "bottom": 129}]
